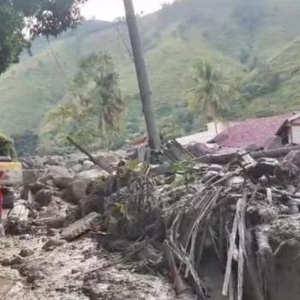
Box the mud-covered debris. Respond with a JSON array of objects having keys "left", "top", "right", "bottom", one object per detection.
[
  {"left": 8, "top": 201, "right": 30, "bottom": 222},
  {"left": 42, "top": 239, "right": 66, "bottom": 251},
  {"left": 61, "top": 212, "right": 100, "bottom": 241}
]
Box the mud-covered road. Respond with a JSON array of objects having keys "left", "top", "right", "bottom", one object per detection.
[{"left": 0, "top": 227, "right": 176, "bottom": 300}]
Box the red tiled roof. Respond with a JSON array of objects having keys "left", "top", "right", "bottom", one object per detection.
[{"left": 210, "top": 114, "right": 291, "bottom": 148}]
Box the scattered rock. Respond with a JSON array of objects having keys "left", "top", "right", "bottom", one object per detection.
[
  {"left": 19, "top": 248, "right": 34, "bottom": 258},
  {"left": 10, "top": 255, "right": 26, "bottom": 265},
  {"left": 65, "top": 159, "right": 79, "bottom": 169},
  {"left": 71, "top": 163, "right": 83, "bottom": 173},
  {"left": 47, "top": 228, "right": 59, "bottom": 237},
  {"left": 42, "top": 239, "right": 66, "bottom": 251},
  {"left": 61, "top": 179, "right": 88, "bottom": 204},
  {"left": 185, "top": 142, "right": 214, "bottom": 157},
  {"left": 96, "top": 154, "right": 119, "bottom": 167},
  {"left": 34, "top": 189, "right": 53, "bottom": 207},
  {"left": 77, "top": 169, "right": 107, "bottom": 181},
  {"left": 46, "top": 215, "right": 67, "bottom": 229},
  {"left": 52, "top": 174, "right": 75, "bottom": 189},
  {"left": 81, "top": 160, "right": 95, "bottom": 171},
  {"left": 23, "top": 169, "right": 40, "bottom": 186},
  {"left": 39, "top": 200, "right": 60, "bottom": 218},
  {"left": 44, "top": 156, "right": 62, "bottom": 166}
]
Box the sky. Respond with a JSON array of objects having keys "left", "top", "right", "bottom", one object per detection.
[{"left": 81, "top": 0, "right": 174, "bottom": 21}]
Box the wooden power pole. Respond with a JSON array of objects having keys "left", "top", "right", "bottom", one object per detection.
[{"left": 123, "top": 0, "right": 161, "bottom": 150}]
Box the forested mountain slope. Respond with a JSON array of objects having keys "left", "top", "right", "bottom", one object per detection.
[{"left": 1, "top": 0, "right": 300, "bottom": 151}]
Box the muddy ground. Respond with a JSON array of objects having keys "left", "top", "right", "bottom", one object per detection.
[{"left": 0, "top": 210, "right": 176, "bottom": 300}]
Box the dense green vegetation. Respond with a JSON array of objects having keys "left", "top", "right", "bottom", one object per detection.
[
  {"left": 45, "top": 52, "right": 125, "bottom": 152},
  {"left": 0, "top": 0, "right": 87, "bottom": 74},
  {"left": 1, "top": 0, "right": 300, "bottom": 153}
]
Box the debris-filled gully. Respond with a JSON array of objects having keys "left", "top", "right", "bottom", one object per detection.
[{"left": 2, "top": 145, "right": 300, "bottom": 300}]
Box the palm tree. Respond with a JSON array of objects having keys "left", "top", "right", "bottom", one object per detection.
[
  {"left": 189, "top": 60, "right": 238, "bottom": 134},
  {"left": 46, "top": 52, "right": 125, "bottom": 147},
  {"left": 75, "top": 52, "right": 125, "bottom": 137}
]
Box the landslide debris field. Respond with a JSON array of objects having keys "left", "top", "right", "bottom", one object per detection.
[{"left": 2, "top": 146, "right": 300, "bottom": 300}]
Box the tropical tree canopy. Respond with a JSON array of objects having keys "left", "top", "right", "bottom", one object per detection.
[
  {"left": 46, "top": 52, "right": 125, "bottom": 147},
  {"left": 188, "top": 60, "right": 239, "bottom": 122},
  {"left": 0, "top": 0, "right": 88, "bottom": 74}
]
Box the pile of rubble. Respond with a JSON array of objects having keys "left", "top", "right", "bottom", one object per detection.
[{"left": 5, "top": 145, "right": 300, "bottom": 300}]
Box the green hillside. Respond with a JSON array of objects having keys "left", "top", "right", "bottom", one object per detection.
[{"left": 1, "top": 0, "right": 300, "bottom": 152}]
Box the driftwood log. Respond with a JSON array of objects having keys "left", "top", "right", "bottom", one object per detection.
[
  {"left": 151, "top": 145, "right": 300, "bottom": 176},
  {"left": 67, "top": 136, "right": 113, "bottom": 175},
  {"left": 198, "top": 144, "right": 300, "bottom": 164}
]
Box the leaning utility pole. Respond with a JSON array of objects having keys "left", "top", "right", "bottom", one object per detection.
[{"left": 123, "top": 0, "right": 161, "bottom": 150}]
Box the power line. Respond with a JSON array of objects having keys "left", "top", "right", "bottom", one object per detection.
[
  {"left": 112, "top": 20, "right": 134, "bottom": 62},
  {"left": 46, "top": 37, "right": 79, "bottom": 100}
]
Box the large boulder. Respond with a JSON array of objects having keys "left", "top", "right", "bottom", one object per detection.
[
  {"left": 61, "top": 179, "right": 88, "bottom": 204},
  {"left": 52, "top": 175, "right": 75, "bottom": 190},
  {"left": 39, "top": 166, "right": 72, "bottom": 184}
]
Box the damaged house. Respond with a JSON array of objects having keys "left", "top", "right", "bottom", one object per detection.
[{"left": 209, "top": 113, "right": 300, "bottom": 151}]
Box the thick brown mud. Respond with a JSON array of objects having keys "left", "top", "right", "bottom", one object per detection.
[{"left": 0, "top": 233, "right": 176, "bottom": 300}]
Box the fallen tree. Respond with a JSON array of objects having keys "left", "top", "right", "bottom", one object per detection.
[{"left": 198, "top": 144, "right": 300, "bottom": 164}]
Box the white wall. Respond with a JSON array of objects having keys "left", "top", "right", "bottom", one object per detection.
[{"left": 290, "top": 126, "right": 300, "bottom": 144}]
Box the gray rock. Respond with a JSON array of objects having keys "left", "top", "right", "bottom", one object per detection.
[
  {"left": 61, "top": 179, "right": 88, "bottom": 204},
  {"left": 81, "top": 160, "right": 95, "bottom": 171},
  {"left": 284, "top": 150, "right": 300, "bottom": 168},
  {"left": 39, "top": 200, "right": 60, "bottom": 218},
  {"left": 42, "top": 239, "right": 66, "bottom": 251},
  {"left": 39, "top": 166, "right": 72, "bottom": 184},
  {"left": 19, "top": 248, "right": 34, "bottom": 258},
  {"left": 34, "top": 189, "right": 53, "bottom": 207},
  {"left": 44, "top": 156, "right": 62, "bottom": 166},
  {"left": 95, "top": 154, "right": 119, "bottom": 166},
  {"left": 47, "top": 228, "right": 59, "bottom": 237},
  {"left": 71, "top": 164, "right": 83, "bottom": 173},
  {"left": 65, "top": 159, "right": 78, "bottom": 169},
  {"left": 185, "top": 142, "right": 214, "bottom": 157},
  {"left": 23, "top": 169, "right": 40, "bottom": 186},
  {"left": 46, "top": 215, "right": 67, "bottom": 229},
  {"left": 52, "top": 174, "right": 75, "bottom": 189},
  {"left": 77, "top": 169, "right": 107, "bottom": 181}
]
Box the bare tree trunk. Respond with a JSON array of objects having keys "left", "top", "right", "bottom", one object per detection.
[{"left": 123, "top": 0, "right": 161, "bottom": 150}]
